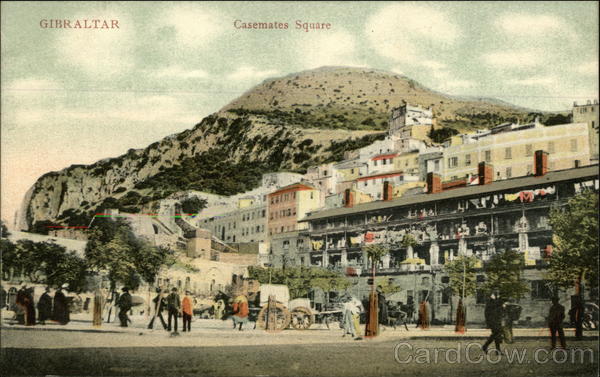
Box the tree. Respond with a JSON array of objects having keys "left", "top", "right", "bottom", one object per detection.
[
  {"left": 85, "top": 218, "right": 173, "bottom": 290},
  {"left": 547, "top": 190, "right": 599, "bottom": 338},
  {"left": 547, "top": 190, "right": 599, "bottom": 292},
  {"left": 483, "top": 249, "right": 529, "bottom": 300},
  {"left": 445, "top": 255, "right": 478, "bottom": 331},
  {"left": 363, "top": 244, "right": 390, "bottom": 337},
  {"left": 180, "top": 197, "right": 207, "bottom": 214}
]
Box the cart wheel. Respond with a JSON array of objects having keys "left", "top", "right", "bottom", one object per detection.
[
  {"left": 291, "top": 307, "right": 314, "bottom": 330},
  {"left": 256, "top": 303, "right": 291, "bottom": 331}
]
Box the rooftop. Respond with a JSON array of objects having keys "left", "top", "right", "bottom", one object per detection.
[{"left": 301, "top": 165, "right": 599, "bottom": 222}]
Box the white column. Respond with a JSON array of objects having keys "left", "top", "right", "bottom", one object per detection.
[{"left": 341, "top": 249, "right": 348, "bottom": 267}]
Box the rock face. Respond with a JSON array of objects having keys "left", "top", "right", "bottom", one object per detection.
[{"left": 18, "top": 66, "right": 540, "bottom": 232}]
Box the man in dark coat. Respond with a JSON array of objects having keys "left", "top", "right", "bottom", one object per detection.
[
  {"left": 166, "top": 287, "right": 181, "bottom": 335},
  {"left": 24, "top": 287, "right": 36, "bottom": 326},
  {"left": 0, "top": 285, "right": 7, "bottom": 310},
  {"left": 482, "top": 293, "right": 504, "bottom": 354},
  {"left": 15, "top": 283, "right": 27, "bottom": 325},
  {"left": 117, "top": 287, "right": 132, "bottom": 327},
  {"left": 52, "top": 284, "right": 70, "bottom": 325},
  {"left": 147, "top": 288, "right": 168, "bottom": 330},
  {"left": 37, "top": 287, "right": 53, "bottom": 325},
  {"left": 549, "top": 297, "right": 566, "bottom": 349}
]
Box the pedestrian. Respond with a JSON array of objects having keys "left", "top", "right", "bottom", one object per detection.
[
  {"left": 37, "top": 287, "right": 53, "bottom": 325},
  {"left": 117, "top": 287, "right": 132, "bottom": 327},
  {"left": 482, "top": 293, "right": 504, "bottom": 354},
  {"left": 148, "top": 288, "right": 168, "bottom": 330},
  {"left": 342, "top": 295, "right": 363, "bottom": 340},
  {"left": 182, "top": 290, "right": 193, "bottom": 332},
  {"left": 0, "top": 284, "right": 7, "bottom": 310},
  {"left": 52, "top": 283, "right": 70, "bottom": 325},
  {"left": 24, "top": 287, "right": 36, "bottom": 326},
  {"left": 376, "top": 286, "right": 388, "bottom": 331},
  {"left": 549, "top": 297, "right": 566, "bottom": 349},
  {"left": 231, "top": 294, "right": 249, "bottom": 331},
  {"left": 15, "top": 283, "right": 27, "bottom": 325},
  {"left": 213, "top": 299, "right": 225, "bottom": 320},
  {"left": 166, "top": 287, "right": 181, "bottom": 335}
]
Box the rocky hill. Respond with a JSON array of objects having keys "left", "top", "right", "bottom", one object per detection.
[
  {"left": 223, "top": 66, "right": 545, "bottom": 132},
  {"left": 18, "top": 66, "right": 556, "bottom": 232}
]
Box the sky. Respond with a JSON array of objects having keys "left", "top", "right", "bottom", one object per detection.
[{"left": 1, "top": 1, "right": 598, "bottom": 226}]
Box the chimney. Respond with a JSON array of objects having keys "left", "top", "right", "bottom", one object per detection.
[
  {"left": 478, "top": 162, "right": 493, "bottom": 185},
  {"left": 344, "top": 189, "right": 354, "bottom": 208},
  {"left": 426, "top": 172, "right": 442, "bottom": 194},
  {"left": 383, "top": 181, "right": 393, "bottom": 201},
  {"left": 534, "top": 150, "right": 548, "bottom": 177}
]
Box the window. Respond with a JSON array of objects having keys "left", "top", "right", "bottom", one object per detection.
[
  {"left": 351, "top": 169, "right": 354, "bottom": 174},
  {"left": 310, "top": 192, "right": 314, "bottom": 199},
  {"left": 506, "top": 167, "right": 512, "bottom": 178},
  {"left": 465, "top": 154, "right": 471, "bottom": 166},
  {"left": 287, "top": 209, "right": 291, "bottom": 216},
  {"left": 323, "top": 170, "right": 328, "bottom": 176},
  {"left": 262, "top": 210, "right": 266, "bottom": 217},
  {"left": 374, "top": 160, "right": 378, "bottom": 166},
  {"left": 448, "top": 157, "right": 458, "bottom": 168},
  {"left": 548, "top": 141, "right": 555, "bottom": 154},
  {"left": 570, "top": 139, "right": 577, "bottom": 152},
  {"left": 505, "top": 147, "right": 512, "bottom": 159},
  {"left": 256, "top": 225, "right": 260, "bottom": 232},
  {"left": 531, "top": 280, "right": 553, "bottom": 300},
  {"left": 434, "top": 160, "right": 440, "bottom": 171},
  {"left": 364, "top": 181, "right": 368, "bottom": 187},
  {"left": 280, "top": 226, "right": 284, "bottom": 233},
  {"left": 382, "top": 159, "right": 387, "bottom": 165},
  {"left": 441, "top": 289, "right": 451, "bottom": 305},
  {"left": 485, "top": 150, "right": 491, "bottom": 162}
]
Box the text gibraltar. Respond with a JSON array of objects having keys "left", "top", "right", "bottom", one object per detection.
[{"left": 39, "top": 19, "right": 120, "bottom": 29}]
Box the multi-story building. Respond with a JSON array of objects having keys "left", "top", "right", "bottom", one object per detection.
[
  {"left": 440, "top": 119, "right": 591, "bottom": 182},
  {"left": 573, "top": 100, "right": 599, "bottom": 161},
  {"left": 267, "top": 182, "right": 321, "bottom": 267},
  {"left": 300, "top": 161, "right": 599, "bottom": 325}
]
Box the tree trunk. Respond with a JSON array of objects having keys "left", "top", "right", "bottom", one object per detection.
[
  {"left": 365, "top": 261, "right": 378, "bottom": 337},
  {"left": 574, "top": 271, "right": 585, "bottom": 339}
]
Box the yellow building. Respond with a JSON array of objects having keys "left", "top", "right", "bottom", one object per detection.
[
  {"left": 393, "top": 151, "right": 420, "bottom": 175},
  {"left": 443, "top": 121, "right": 591, "bottom": 181}
]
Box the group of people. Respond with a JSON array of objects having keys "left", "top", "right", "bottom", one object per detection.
[
  {"left": 0, "top": 283, "right": 71, "bottom": 326},
  {"left": 482, "top": 293, "right": 567, "bottom": 354},
  {"left": 139, "top": 287, "right": 194, "bottom": 335}
]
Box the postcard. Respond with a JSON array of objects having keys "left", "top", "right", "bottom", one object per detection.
[{"left": 1, "top": 1, "right": 598, "bottom": 376}]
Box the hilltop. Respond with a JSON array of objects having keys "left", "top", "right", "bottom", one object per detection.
[{"left": 18, "top": 66, "right": 559, "bottom": 232}]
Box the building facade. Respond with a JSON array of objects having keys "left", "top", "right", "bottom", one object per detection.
[
  {"left": 300, "top": 164, "right": 599, "bottom": 324},
  {"left": 441, "top": 120, "right": 591, "bottom": 182}
]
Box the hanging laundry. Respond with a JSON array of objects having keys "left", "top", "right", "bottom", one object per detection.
[
  {"left": 349, "top": 235, "right": 363, "bottom": 245},
  {"left": 519, "top": 191, "right": 534, "bottom": 202},
  {"left": 311, "top": 241, "right": 323, "bottom": 251},
  {"left": 505, "top": 193, "right": 519, "bottom": 201},
  {"left": 545, "top": 186, "right": 556, "bottom": 195},
  {"left": 364, "top": 232, "right": 374, "bottom": 243}
]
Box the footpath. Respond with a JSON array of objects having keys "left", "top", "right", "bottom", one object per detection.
[{"left": 2, "top": 311, "right": 598, "bottom": 341}]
